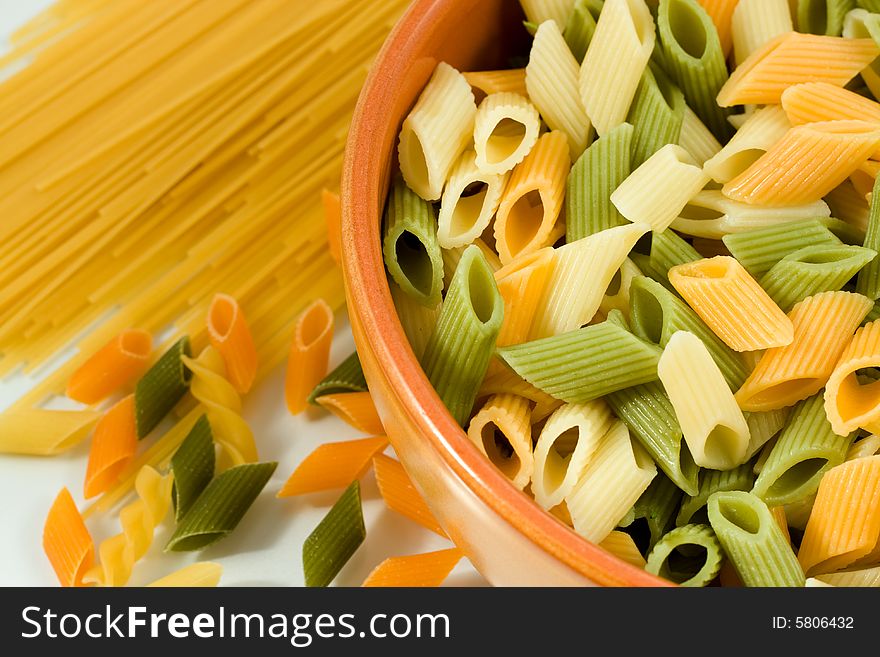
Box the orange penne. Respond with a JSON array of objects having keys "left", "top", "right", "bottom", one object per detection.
[
  {"left": 373, "top": 453, "right": 446, "bottom": 537},
  {"left": 277, "top": 436, "right": 389, "bottom": 497},
  {"left": 735, "top": 291, "right": 872, "bottom": 412},
  {"left": 782, "top": 82, "right": 880, "bottom": 127},
  {"left": 316, "top": 391, "right": 384, "bottom": 435},
  {"left": 669, "top": 257, "right": 793, "bottom": 352},
  {"left": 285, "top": 299, "right": 335, "bottom": 414},
  {"left": 770, "top": 506, "right": 791, "bottom": 545},
  {"left": 717, "top": 32, "right": 880, "bottom": 107},
  {"left": 43, "top": 488, "right": 94, "bottom": 587},
  {"left": 84, "top": 395, "right": 138, "bottom": 499},
  {"left": 798, "top": 456, "right": 880, "bottom": 576},
  {"left": 66, "top": 328, "right": 151, "bottom": 404},
  {"left": 207, "top": 293, "right": 258, "bottom": 394},
  {"left": 698, "top": 0, "right": 737, "bottom": 57},
  {"left": 322, "top": 189, "right": 342, "bottom": 265},
  {"left": 494, "top": 248, "right": 554, "bottom": 347},
  {"left": 723, "top": 121, "right": 880, "bottom": 206},
  {"left": 463, "top": 69, "right": 528, "bottom": 97},
  {"left": 824, "top": 321, "right": 880, "bottom": 436},
  {"left": 599, "top": 530, "right": 647, "bottom": 568},
  {"left": 362, "top": 548, "right": 463, "bottom": 587}
]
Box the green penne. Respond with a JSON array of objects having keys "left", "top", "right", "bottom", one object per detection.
[
  {"left": 708, "top": 491, "right": 805, "bottom": 587},
  {"left": 307, "top": 351, "right": 368, "bottom": 404},
  {"left": 135, "top": 336, "right": 192, "bottom": 439},
  {"left": 389, "top": 281, "right": 441, "bottom": 360},
  {"left": 382, "top": 177, "right": 444, "bottom": 307},
  {"left": 760, "top": 244, "right": 876, "bottom": 312},
  {"left": 657, "top": 0, "right": 732, "bottom": 141},
  {"left": 166, "top": 461, "right": 277, "bottom": 552},
  {"left": 498, "top": 319, "right": 662, "bottom": 404},
  {"left": 649, "top": 229, "right": 701, "bottom": 275},
  {"left": 302, "top": 481, "right": 366, "bottom": 587},
  {"left": 563, "top": 0, "right": 602, "bottom": 63},
  {"left": 744, "top": 408, "right": 790, "bottom": 461},
  {"left": 627, "top": 63, "right": 686, "bottom": 167},
  {"left": 751, "top": 394, "right": 855, "bottom": 507},
  {"left": 629, "top": 473, "right": 684, "bottom": 551},
  {"left": 797, "top": 0, "right": 855, "bottom": 36},
  {"left": 646, "top": 524, "right": 723, "bottom": 587},
  {"left": 629, "top": 276, "right": 748, "bottom": 390},
  {"left": 864, "top": 300, "right": 880, "bottom": 324},
  {"left": 630, "top": 253, "right": 679, "bottom": 293},
  {"left": 606, "top": 381, "right": 699, "bottom": 495},
  {"left": 858, "top": 0, "right": 880, "bottom": 11},
  {"left": 421, "top": 245, "right": 503, "bottom": 426},
  {"left": 722, "top": 219, "right": 842, "bottom": 278},
  {"left": 676, "top": 463, "right": 755, "bottom": 527},
  {"left": 856, "top": 176, "right": 880, "bottom": 299},
  {"left": 565, "top": 123, "right": 633, "bottom": 241},
  {"left": 817, "top": 216, "right": 865, "bottom": 245},
  {"left": 170, "top": 415, "right": 215, "bottom": 522}
]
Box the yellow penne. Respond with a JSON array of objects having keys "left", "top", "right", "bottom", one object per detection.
[
  {"left": 851, "top": 162, "right": 878, "bottom": 199},
  {"left": 731, "top": 0, "right": 793, "bottom": 66},
  {"left": 847, "top": 435, "right": 880, "bottom": 461},
  {"left": 798, "top": 456, "right": 880, "bottom": 576},
  {"left": 437, "top": 149, "right": 509, "bottom": 249},
  {"left": 0, "top": 409, "right": 99, "bottom": 456},
  {"left": 599, "top": 257, "right": 643, "bottom": 320},
  {"left": 698, "top": 0, "right": 739, "bottom": 57},
  {"left": 703, "top": 106, "right": 791, "bottom": 184},
  {"left": 494, "top": 248, "right": 555, "bottom": 346},
  {"left": 463, "top": 69, "right": 528, "bottom": 98},
  {"left": 566, "top": 421, "right": 656, "bottom": 543},
  {"left": 466, "top": 394, "right": 534, "bottom": 490},
  {"left": 531, "top": 401, "right": 615, "bottom": 510},
  {"left": 825, "top": 180, "right": 870, "bottom": 238},
  {"left": 611, "top": 144, "right": 709, "bottom": 232},
  {"left": 678, "top": 106, "right": 723, "bottom": 166},
  {"left": 494, "top": 131, "right": 570, "bottom": 264},
  {"left": 658, "top": 331, "right": 750, "bottom": 470},
  {"left": 717, "top": 32, "right": 880, "bottom": 107},
  {"left": 816, "top": 565, "right": 880, "bottom": 587},
  {"left": 526, "top": 20, "right": 592, "bottom": 159},
  {"left": 519, "top": 0, "right": 574, "bottom": 26},
  {"left": 782, "top": 82, "right": 880, "bottom": 127},
  {"left": 723, "top": 121, "right": 880, "bottom": 206},
  {"left": 529, "top": 222, "right": 649, "bottom": 339},
  {"left": 843, "top": 9, "right": 880, "bottom": 99},
  {"left": 478, "top": 365, "right": 563, "bottom": 423},
  {"left": 147, "top": 562, "right": 222, "bottom": 587},
  {"left": 398, "top": 62, "right": 476, "bottom": 201},
  {"left": 824, "top": 321, "right": 880, "bottom": 436},
  {"left": 599, "top": 530, "right": 648, "bottom": 568},
  {"left": 579, "top": 0, "right": 655, "bottom": 136},
  {"left": 473, "top": 92, "right": 541, "bottom": 175},
  {"left": 735, "top": 291, "right": 872, "bottom": 412},
  {"left": 669, "top": 256, "right": 794, "bottom": 351}
]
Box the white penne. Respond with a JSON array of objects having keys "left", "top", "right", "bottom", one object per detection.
[
  {"left": 805, "top": 577, "right": 835, "bottom": 587},
  {"left": 847, "top": 435, "right": 880, "bottom": 461},
  {"left": 437, "top": 150, "right": 509, "bottom": 249},
  {"left": 703, "top": 106, "right": 791, "bottom": 183},
  {"left": 611, "top": 144, "right": 709, "bottom": 232},
  {"left": 731, "top": 0, "right": 793, "bottom": 66},
  {"left": 671, "top": 190, "right": 831, "bottom": 239},
  {"left": 679, "top": 105, "right": 723, "bottom": 165},
  {"left": 658, "top": 331, "right": 750, "bottom": 470},
  {"left": 843, "top": 9, "right": 880, "bottom": 100},
  {"left": 473, "top": 92, "right": 541, "bottom": 176},
  {"left": 816, "top": 565, "right": 880, "bottom": 587},
  {"left": 600, "top": 257, "right": 643, "bottom": 320},
  {"left": 531, "top": 401, "right": 616, "bottom": 510},
  {"left": 579, "top": 0, "right": 655, "bottom": 136},
  {"left": 467, "top": 394, "right": 534, "bottom": 490},
  {"left": 520, "top": 0, "right": 574, "bottom": 26},
  {"left": 398, "top": 62, "right": 476, "bottom": 201},
  {"left": 728, "top": 113, "right": 749, "bottom": 130},
  {"left": 529, "top": 222, "right": 650, "bottom": 339},
  {"left": 566, "top": 421, "right": 657, "bottom": 543},
  {"left": 526, "top": 20, "right": 592, "bottom": 159}
]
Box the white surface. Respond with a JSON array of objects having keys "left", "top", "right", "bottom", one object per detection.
[{"left": 0, "top": 1, "right": 485, "bottom": 587}]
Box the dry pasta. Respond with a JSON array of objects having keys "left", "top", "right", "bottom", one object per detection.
[
  {"left": 731, "top": 0, "right": 793, "bottom": 66},
  {"left": 473, "top": 92, "right": 541, "bottom": 175},
  {"left": 467, "top": 394, "right": 534, "bottom": 490},
  {"left": 438, "top": 150, "right": 509, "bottom": 249}
]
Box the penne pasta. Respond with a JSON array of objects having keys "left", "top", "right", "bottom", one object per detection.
[
  {"left": 697, "top": 0, "right": 739, "bottom": 57},
  {"left": 316, "top": 392, "right": 384, "bottom": 436},
  {"left": 278, "top": 436, "right": 389, "bottom": 497},
  {"left": 677, "top": 464, "right": 755, "bottom": 526},
  {"left": 389, "top": 282, "right": 441, "bottom": 360},
  {"left": 438, "top": 149, "right": 509, "bottom": 249},
  {"left": 797, "top": 0, "right": 854, "bottom": 36},
  {"left": 826, "top": 179, "right": 871, "bottom": 239},
  {"left": 42, "top": 488, "right": 94, "bottom": 588},
  {"left": 478, "top": 364, "right": 563, "bottom": 423},
  {"left": 627, "top": 63, "right": 686, "bottom": 167},
  {"left": 467, "top": 394, "right": 534, "bottom": 490},
  {"left": 494, "top": 248, "right": 554, "bottom": 346},
  {"left": 678, "top": 106, "right": 723, "bottom": 165},
  {"left": 842, "top": 8, "right": 880, "bottom": 99},
  {"left": 207, "top": 298, "right": 260, "bottom": 395},
  {"left": 284, "top": 299, "right": 335, "bottom": 415},
  {"left": 473, "top": 92, "right": 541, "bottom": 175},
  {"left": 373, "top": 454, "right": 447, "bottom": 537},
  {"left": 824, "top": 320, "right": 880, "bottom": 435},
  {"left": 600, "top": 257, "right": 643, "bottom": 320},
  {"left": 463, "top": 69, "right": 528, "bottom": 98},
  {"left": 147, "top": 562, "right": 222, "bottom": 588},
  {"left": 563, "top": 0, "right": 602, "bottom": 63},
  {"left": 84, "top": 395, "right": 138, "bottom": 499},
  {"left": 703, "top": 106, "right": 791, "bottom": 184},
  {"left": 66, "top": 328, "right": 152, "bottom": 405},
  {"left": 362, "top": 548, "right": 464, "bottom": 587},
  {"left": 645, "top": 523, "right": 723, "bottom": 586},
  {"left": 0, "top": 408, "right": 100, "bottom": 456},
  {"left": 782, "top": 81, "right": 880, "bottom": 127},
  {"left": 600, "top": 531, "right": 648, "bottom": 569},
  {"left": 731, "top": 0, "right": 793, "bottom": 65},
  {"left": 520, "top": 0, "right": 575, "bottom": 26}
]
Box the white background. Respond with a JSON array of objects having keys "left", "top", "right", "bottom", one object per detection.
[{"left": 0, "top": 0, "right": 484, "bottom": 587}]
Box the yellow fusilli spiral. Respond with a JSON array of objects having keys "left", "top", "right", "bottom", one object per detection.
[
  {"left": 82, "top": 465, "right": 173, "bottom": 587},
  {"left": 182, "top": 346, "right": 258, "bottom": 467}
]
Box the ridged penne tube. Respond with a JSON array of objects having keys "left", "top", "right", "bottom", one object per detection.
[
  {"left": 529, "top": 222, "right": 649, "bottom": 338},
  {"left": 494, "top": 131, "right": 570, "bottom": 264},
  {"left": 147, "top": 562, "right": 222, "bottom": 588},
  {"left": 646, "top": 524, "right": 724, "bottom": 586},
  {"left": 566, "top": 421, "right": 657, "bottom": 542},
  {"left": 723, "top": 121, "right": 880, "bottom": 207},
  {"left": 531, "top": 401, "right": 615, "bottom": 509},
  {"left": 627, "top": 63, "right": 686, "bottom": 167},
  {"left": 463, "top": 69, "right": 528, "bottom": 98},
  {"left": 494, "top": 248, "right": 554, "bottom": 346},
  {"left": 847, "top": 434, "right": 880, "bottom": 461},
  {"left": 66, "top": 328, "right": 152, "bottom": 404},
  {"left": 824, "top": 321, "right": 880, "bottom": 435},
  {"left": 703, "top": 107, "right": 791, "bottom": 184},
  {"left": 579, "top": 0, "right": 655, "bottom": 136},
  {"left": 207, "top": 294, "right": 257, "bottom": 395},
  {"left": 599, "top": 531, "right": 647, "bottom": 568},
  {"left": 760, "top": 244, "right": 877, "bottom": 312},
  {"left": 84, "top": 395, "right": 138, "bottom": 499},
  {"left": 857, "top": 177, "right": 880, "bottom": 300},
  {"left": 827, "top": 180, "right": 871, "bottom": 240},
  {"left": 782, "top": 82, "right": 880, "bottom": 129},
  {"left": 285, "top": 299, "right": 334, "bottom": 415},
  {"left": 658, "top": 331, "right": 750, "bottom": 470},
  {"left": 398, "top": 62, "right": 476, "bottom": 201},
  {"left": 843, "top": 9, "right": 880, "bottom": 98},
  {"left": 43, "top": 488, "right": 94, "bottom": 588},
  {"left": 752, "top": 395, "right": 855, "bottom": 507},
  {"left": 731, "top": 0, "right": 793, "bottom": 65},
  {"left": 390, "top": 283, "right": 440, "bottom": 361},
  {"left": 649, "top": 229, "right": 701, "bottom": 278},
  {"left": 678, "top": 106, "right": 722, "bottom": 165},
  {"left": 278, "top": 436, "right": 389, "bottom": 497},
  {"left": 735, "top": 291, "right": 873, "bottom": 412},
  {"left": 526, "top": 20, "right": 592, "bottom": 159},
  {"left": 316, "top": 392, "right": 384, "bottom": 436},
  {"left": 798, "top": 456, "right": 880, "bottom": 575},
  {"left": 373, "top": 454, "right": 446, "bottom": 537},
  {"left": 697, "top": 0, "right": 739, "bottom": 56},
  {"left": 520, "top": 0, "right": 575, "bottom": 25},
  {"left": 669, "top": 256, "right": 794, "bottom": 351},
  {"left": 632, "top": 474, "right": 684, "bottom": 548},
  {"left": 611, "top": 144, "right": 709, "bottom": 232},
  {"left": 362, "top": 548, "right": 464, "bottom": 587},
  {"left": 437, "top": 150, "right": 509, "bottom": 249},
  {"left": 797, "top": 0, "right": 854, "bottom": 36},
  {"left": 478, "top": 365, "right": 563, "bottom": 423},
  {"left": 672, "top": 191, "right": 830, "bottom": 240},
  {"left": 441, "top": 239, "right": 501, "bottom": 291},
  {"left": 676, "top": 464, "right": 755, "bottom": 526},
  {"left": 473, "top": 93, "right": 540, "bottom": 176},
  {"left": 816, "top": 565, "right": 880, "bottom": 587},
  {"left": 716, "top": 32, "right": 880, "bottom": 107},
  {"left": 0, "top": 408, "right": 99, "bottom": 456},
  {"left": 563, "top": 0, "right": 602, "bottom": 63},
  {"left": 467, "top": 394, "right": 534, "bottom": 490},
  {"left": 600, "top": 258, "right": 643, "bottom": 320},
  {"left": 658, "top": 0, "right": 732, "bottom": 140}
]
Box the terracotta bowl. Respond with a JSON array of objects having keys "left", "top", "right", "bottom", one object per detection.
[{"left": 342, "top": 0, "right": 669, "bottom": 586}]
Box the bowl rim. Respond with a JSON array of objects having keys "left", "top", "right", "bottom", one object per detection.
[{"left": 342, "top": 0, "right": 670, "bottom": 587}]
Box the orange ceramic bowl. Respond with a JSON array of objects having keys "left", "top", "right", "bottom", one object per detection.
[{"left": 342, "top": 0, "right": 669, "bottom": 586}]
